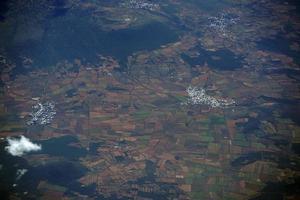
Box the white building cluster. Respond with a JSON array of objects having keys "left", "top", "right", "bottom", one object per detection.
[
  {"left": 184, "top": 86, "right": 235, "bottom": 108},
  {"left": 208, "top": 13, "right": 239, "bottom": 36},
  {"left": 121, "top": 0, "right": 159, "bottom": 11},
  {"left": 27, "top": 101, "right": 56, "bottom": 125}
]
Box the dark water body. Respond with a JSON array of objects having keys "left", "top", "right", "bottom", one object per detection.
[
  {"left": 66, "top": 88, "right": 78, "bottom": 98},
  {"left": 259, "top": 95, "right": 300, "bottom": 125},
  {"left": 263, "top": 68, "right": 300, "bottom": 81},
  {"left": 256, "top": 36, "right": 300, "bottom": 64},
  {"left": 51, "top": 0, "right": 69, "bottom": 17},
  {"left": 187, "top": 0, "right": 231, "bottom": 12},
  {"left": 37, "top": 135, "right": 88, "bottom": 160},
  {"left": 0, "top": 142, "right": 29, "bottom": 199},
  {"left": 281, "top": 106, "right": 300, "bottom": 125},
  {"left": 145, "top": 160, "right": 156, "bottom": 180},
  {"left": 52, "top": 7, "right": 70, "bottom": 17},
  {"left": 0, "top": 0, "right": 9, "bottom": 21},
  {"left": 231, "top": 151, "right": 300, "bottom": 170},
  {"left": 287, "top": 0, "right": 300, "bottom": 7},
  {"left": 181, "top": 47, "right": 243, "bottom": 70},
  {"left": 236, "top": 117, "right": 261, "bottom": 134},
  {"left": 260, "top": 95, "right": 299, "bottom": 105},
  {"left": 22, "top": 161, "right": 87, "bottom": 188},
  {"left": 53, "top": 0, "right": 67, "bottom": 7},
  {"left": 6, "top": 10, "right": 179, "bottom": 72},
  {"left": 89, "top": 142, "right": 104, "bottom": 155},
  {"left": 282, "top": 0, "right": 300, "bottom": 14},
  {"left": 256, "top": 107, "right": 275, "bottom": 122},
  {"left": 0, "top": 141, "right": 91, "bottom": 198},
  {"left": 262, "top": 135, "right": 290, "bottom": 149},
  {"left": 235, "top": 106, "right": 292, "bottom": 149},
  {"left": 106, "top": 85, "right": 128, "bottom": 92},
  {"left": 249, "top": 178, "right": 300, "bottom": 200},
  {"left": 292, "top": 143, "right": 300, "bottom": 156}
]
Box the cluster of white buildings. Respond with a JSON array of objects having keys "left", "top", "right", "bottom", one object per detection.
[
  {"left": 27, "top": 101, "right": 56, "bottom": 125},
  {"left": 121, "top": 0, "right": 159, "bottom": 11},
  {"left": 208, "top": 13, "right": 239, "bottom": 36},
  {"left": 184, "top": 86, "right": 235, "bottom": 108}
]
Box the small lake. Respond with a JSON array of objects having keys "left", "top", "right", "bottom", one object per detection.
[
  {"left": 0, "top": 137, "right": 94, "bottom": 198},
  {"left": 37, "top": 135, "right": 88, "bottom": 160}
]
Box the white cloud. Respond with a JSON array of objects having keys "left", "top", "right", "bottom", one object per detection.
[{"left": 5, "top": 136, "right": 42, "bottom": 156}]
